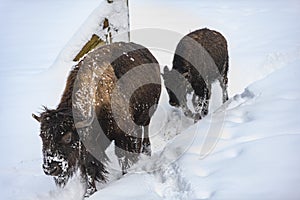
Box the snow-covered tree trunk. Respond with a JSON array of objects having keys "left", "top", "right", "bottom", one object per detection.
[{"left": 74, "top": 0, "right": 130, "bottom": 61}]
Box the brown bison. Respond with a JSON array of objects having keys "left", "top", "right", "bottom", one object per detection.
[
  {"left": 32, "top": 42, "right": 161, "bottom": 197},
  {"left": 163, "top": 28, "right": 229, "bottom": 120}
]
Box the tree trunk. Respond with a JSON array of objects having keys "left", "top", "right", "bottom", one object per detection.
[{"left": 73, "top": 0, "right": 130, "bottom": 62}]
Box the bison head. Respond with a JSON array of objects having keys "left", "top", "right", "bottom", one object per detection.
[{"left": 32, "top": 108, "right": 81, "bottom": 186}]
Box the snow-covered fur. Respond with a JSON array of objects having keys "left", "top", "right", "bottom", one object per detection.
[
  {"left": 163, "top": 28, "right": 229, "bottom": 120},
  {"left": 32, "top": 42, "right": 161, "bottom": 197}
]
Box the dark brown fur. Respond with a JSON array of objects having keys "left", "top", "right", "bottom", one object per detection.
[
  {"left": 33, "top": 42, "right": 161, "bottom": 197},
  {"left": 163, "top": 28, "right": 229, "bottom": 120}
]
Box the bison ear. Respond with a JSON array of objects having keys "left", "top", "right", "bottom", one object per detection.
[
  {"left": 163, "top": 65, "right": 170, "bottom": 74},
  {"left": 32, "top": 113, "right": 41, "bottom": 122}
]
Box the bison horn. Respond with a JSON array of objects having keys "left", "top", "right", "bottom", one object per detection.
[
  {"left": 182, "top": 72, "right": 190, "bottom": 79},
  {"left": 32, "top": 113, "right": 41, "bottom": 122},
  {"left": 75, "top": 113, "right": 95, "bottom": 129}
]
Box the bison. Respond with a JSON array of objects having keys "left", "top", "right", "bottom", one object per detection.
[
  {"left": 32, "top": 42, "right": 161, "bottom": 197},
  {"left": 163, "top": 28, "right": 229, "bottom": 120}
]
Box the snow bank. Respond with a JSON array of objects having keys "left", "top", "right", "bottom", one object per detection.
[{"left": 177, "top": 60, "right": 300, "bottom": 199}]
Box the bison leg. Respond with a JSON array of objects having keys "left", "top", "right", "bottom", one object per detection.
[
  {"left": 219, "top": 76, "right": 229, "bottom": 103},
  {"left": 84, "top": 174, "right": 97, "bottom": 197},
  {"left": 220, "top": 60, "right": 229, "bottom": 103},
  {"left": 127, "top": 127, "right": 143, "bottom": 163},
  {"left": 137, "top": 126, "right": 143, "bottom": 154},
  {"left": 82, "top": 154, "right": 108, "bottom": 197},
  {"left": 115, "top": 136, "right": 131, "bottom": 175},
  {"left": 142, "top": 126, "right": 151, "bottom": 156},
  {"left": 201, "top": 86, "right": 211, "bottom": 118},
  {"left": 117, "top": 156, "right": 129, "bottom": 175},
  {"left": 180, "top": 95, "right": 194, "bottom": 119},
  {"left": 192, "top": 86, "right": 211, "bottom": 121},
  {"left": 85, "top": 183, "right": 96, "bottom": 198},
  {"left": 115, "top": 126, "right": 149, "bottom": 174}
]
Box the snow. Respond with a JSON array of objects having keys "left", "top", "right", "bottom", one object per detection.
[
  {"left": 177, "top": 62, "right": 300, "bottom": 199},
  {"left": 1, "top": 0, "right": 300, "bottom": 200}
]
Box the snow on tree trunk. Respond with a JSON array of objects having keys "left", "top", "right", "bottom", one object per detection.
[{"left": 74, "top": 0, "right": 130, "bottom": 61}]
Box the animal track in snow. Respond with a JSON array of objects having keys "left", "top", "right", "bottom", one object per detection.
[
  {"left": 216, "top": 88, "right": 256, "bottom": 128},
  {"left": 226, "top": 110, "right": 253, "bottom": 124},
  {"left": 153, "top": 163, "right": 192, "bottom": 200},
  {"left": 223, "top": 148, "right": 243, "bottom": 159},
  {"left": 194, "top": 167, "right": 213, "bottom": 178}
]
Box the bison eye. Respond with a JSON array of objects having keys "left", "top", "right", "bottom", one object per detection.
[{"left": 61, "top": 132, "right": 72, "bottom": 144}]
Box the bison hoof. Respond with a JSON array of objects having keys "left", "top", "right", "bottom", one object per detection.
[
  {"left": 142, "top": 145, "right": 151, "bottom": 156},
  {"left": 84, "top": 187, "right": 97, "bottom": 198},
  {"left": 169, "top": 101, "right": 180, "bottom": 107},
  {"left": 193, "top": 113, "right": 201, "bottom": 122},
  {"left": 118, "top": 157, "right": 129, "bottom": 175},
  {"left": 122, "top": 169, "right": 127, "bottom": 175}
]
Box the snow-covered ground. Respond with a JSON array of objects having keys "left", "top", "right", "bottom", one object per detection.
[{"left": 1, "top": 0, "right": 300, "bottom": 199}]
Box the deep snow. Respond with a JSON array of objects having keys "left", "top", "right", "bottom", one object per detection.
[{"left": 1, "top": 0, "right": 300, "bottom": 200}]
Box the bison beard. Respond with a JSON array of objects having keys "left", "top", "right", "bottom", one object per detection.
[
  {"left": 33, "top": 42, "right": 161, "bottom": 197},
  {"left": 163, "top": 28, "right": 229, "bottom": 121}
]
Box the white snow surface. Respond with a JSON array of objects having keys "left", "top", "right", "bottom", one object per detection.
[{"left": 1, "top": 0, "right": 300, "bottom": 200}]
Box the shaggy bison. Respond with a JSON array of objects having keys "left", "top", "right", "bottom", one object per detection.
[
  {"left": 163, "top": 28, "right": 229, "bottom": 120},
  {"left": 32, "top": 42, "right": 161, "bottom": 197}
]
